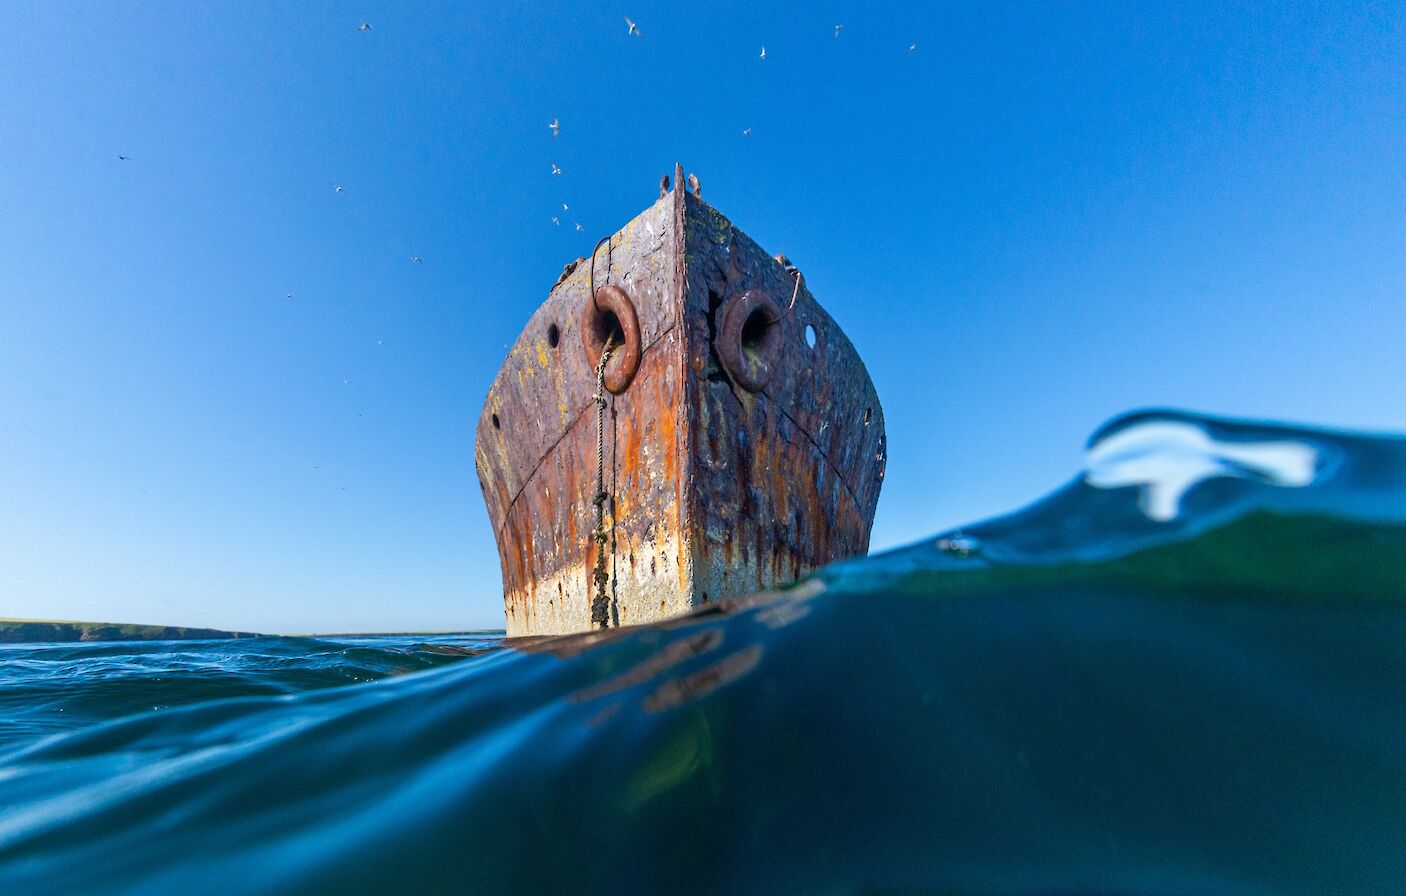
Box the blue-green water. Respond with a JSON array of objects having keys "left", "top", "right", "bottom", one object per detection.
[{"left": 2, "top": 410, "right": 1403, "bottom": 894}]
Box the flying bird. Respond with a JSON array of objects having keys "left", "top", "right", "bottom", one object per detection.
[
  {"left": 687, "top": 172, "right": 701, "bottom": 198},
  {"left": 742, "top": 128, "right": 752, "bottom": 136},
  {"left": 551, "top": 163, "right": 562, "bottom": 175},
  {"left": 358, "top": 22, "right": 372, "bottom": 31},
  {"left": 759, "top": 46, "right": 766, "bottom": 60},
  {"left": 562, "top": 202, "right": 569, "bottom": 210},
  {"left": 283, "top": 293, "right": 293, "bottom": 299},
  {"left": 410, "top": 256, "right": 421, "bottom": 263},
  {"left": 118, "top": 155, "right": 130, "bottom": 160},
  {"left": 835, "top": 24, "right": 843, "bottom": 37},
  {"left": 625, "top": 16, "right": 640, "bottom": 37},
  {"left": 908, "top": 42, "right": 917, "bottom": 52},
  {"left": 575, "top": 222, "right": 583, "bottom": 231},
  {"left": 549, "top": 118, "right": 560, "bottom": 136},
  {"left": 552, "top": 217, "right": 560, "bottom": 225},
  {"left": 330, "top": 183, "right": 344, "bottom": 193}
]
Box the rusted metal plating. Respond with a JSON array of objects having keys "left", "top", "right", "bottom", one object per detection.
[{"left": 475, "top": 164, "right": 885, "bottom": 637}]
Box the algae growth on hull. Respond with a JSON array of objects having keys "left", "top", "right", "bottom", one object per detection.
[{"left": 0, "top": 409, "right": 1402, "bottom": 895}]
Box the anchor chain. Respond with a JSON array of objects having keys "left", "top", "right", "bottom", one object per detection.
[{"left": 589, "top": 334, "right": 616, "bottom": 629}]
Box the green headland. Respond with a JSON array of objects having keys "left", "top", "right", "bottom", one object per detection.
[{"left": 0, "top": 618, "right": 257, "bottom": 643}]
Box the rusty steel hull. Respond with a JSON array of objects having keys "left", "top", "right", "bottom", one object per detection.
[{"left": 475, "top": 174, "right": 885, "bottom": 636}]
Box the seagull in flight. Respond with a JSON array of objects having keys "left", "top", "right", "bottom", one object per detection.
[
  {"left": 575, "top": 222, "right": 584, "bottom": 231},
  {"left": 908, "top": 42, "right": 917, "bottom": 52},
  {"left": 759, "top": 46, "right": 766, "bottom": 60},
  {"left": 549, "top": 118, "right": 560, "bottom": 137},
  {"left": 835, "top": 24, "right": 843, "bottom": 37},
  {"left": 283, "top": 293, "right": 293, "bottom": 299},
  {"left": 410, "top": 256, "right": 421, "bottom": 263},
  {"left": 742, "top": 128, "right": 752, "bottom": 136},
  {"left": 562, "top": 202, "right": 569, "bottom": 210},
  {"left": 358, "top": 22, "right": 372, "bottom": 31},
  {"left": 330, "top": 183, "right": 344, "bottom": 193},
  {"left": 552, "top": 217, "right": 560, "bottom": 226},
  {"left": 625, "top": 16, "right": 641, "bottom": 37},
  {"left": 118, "top": 155, "right": 131, "bottom": 160},
  {"left": 551, "top": 163, "right": 562, "bottom": 175}
]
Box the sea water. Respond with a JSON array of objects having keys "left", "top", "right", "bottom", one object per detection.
[{"left": 0, "top": 409, "right": 1402, "bottom": 894}]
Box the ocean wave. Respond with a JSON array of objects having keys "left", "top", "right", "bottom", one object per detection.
[{"left": 0, "top": 411, "right": 1402, "bottom": 894}]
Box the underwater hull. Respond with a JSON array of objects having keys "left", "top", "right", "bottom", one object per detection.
[{"left": 476, "top": 168, "right": 885, "bottom": 636}]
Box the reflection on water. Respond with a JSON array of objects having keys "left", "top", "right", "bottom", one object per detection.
[{"left": 1085, "top": 415, "right": 1320, "bottom": 520}]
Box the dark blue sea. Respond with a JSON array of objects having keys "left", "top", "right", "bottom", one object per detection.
[{"left": 2, "top": 410, "right": 1403, "bottom": 894}]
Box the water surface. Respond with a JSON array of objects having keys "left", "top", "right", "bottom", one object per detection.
[{"left": 1, "top": 410, "right": 1402, "bottom": 894}]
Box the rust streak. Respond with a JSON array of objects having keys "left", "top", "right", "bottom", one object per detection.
[
  {"left": 492, "top": 322, "right": 678, "bottom": 546},
  {"left": 763, "top": 398, "right": 867, "bottom": 518}
]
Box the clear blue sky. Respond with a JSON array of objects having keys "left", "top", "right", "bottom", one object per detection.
[{"left": 2, "top": 2, "right": 1403, "bottom": 633}]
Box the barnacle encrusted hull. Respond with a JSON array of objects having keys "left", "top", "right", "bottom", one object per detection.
[{"left": 475, "top": 171, "right": 886, "bottom": 637}]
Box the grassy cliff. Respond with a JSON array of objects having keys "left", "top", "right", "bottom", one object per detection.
[{"left": 0, "top": 619, "right": 258, "bottom": 643}]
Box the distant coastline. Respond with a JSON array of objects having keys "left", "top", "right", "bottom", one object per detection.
[
  {"left": 0, "top": 619, "right": 257, "bottom": 643},
  {"left": 0, "top": 619, "right": 505, "bottom": 644}
]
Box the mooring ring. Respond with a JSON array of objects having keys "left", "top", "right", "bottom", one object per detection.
[
  {"left": 718, "top": 290, "right": 783, "bottom": 393},
  {"left": 581, "top": 284, "right": 642, "bottom": 394}
]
